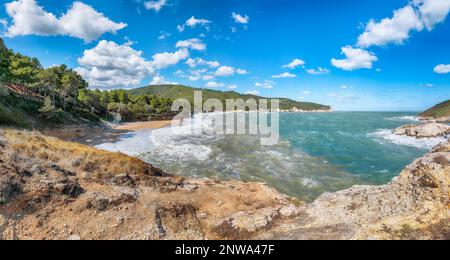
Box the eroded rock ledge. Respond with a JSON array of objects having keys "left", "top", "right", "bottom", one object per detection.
[
  {"left": 0, "top": 129, "right": 449, "bottom": 240},
  {"left": 394, "top": 123, "right": 450, "bottom": 138}
]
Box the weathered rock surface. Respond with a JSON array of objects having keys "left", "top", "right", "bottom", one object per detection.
[
  {"left": 0, "top": 128, "right": 449, "bottom": 240},
  {"left": 256, "top": 142, "right": 450, "bottom": 240},
  {"left": 394, "top": 123, "right": 450, "bottom": 138}
]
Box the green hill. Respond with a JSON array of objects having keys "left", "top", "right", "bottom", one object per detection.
[
  {"left": 128, "top": 85, "right": 331, "bottom": 111},
  {"left": 419, "top": 100, "right": 450, "bottom": 119}
]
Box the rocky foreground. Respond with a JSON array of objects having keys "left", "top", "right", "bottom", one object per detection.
[
  {"left": 394, "top": 123, "right": 450, "bottom": 138},
  {"left": 0, "top": 129, "right": 449, "bottom": 240}
]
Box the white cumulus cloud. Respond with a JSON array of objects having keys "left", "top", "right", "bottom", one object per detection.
[
  {"left": 76, "top": 40, "right": 154, "bottom": 88},
  {"left": 306, "top": 67, "right": 330, "bottom": 75},
  {"left": 76, "top": 40, "right": 191, "bottom": 88},
  {"left": 4, "top": 0, "right": 126, "bottom": 42},
  {"left": 236, "top": 68, "right": 248, "bottom": 75},
  {"left": 331, "top": 46, "right": 378, "bottom": 71},
  {"left": 158, "top": 31, "right": 171, "bottom": 40},
  {"left": 357, "top": 0, "right": 450, "bottom": 48},
  {"left": 186, "top": 16, "right": 211, "bottom": 27},
  {"left": 255, "top": 80, "right": 275, "bottom": 89},
  {"left": 0, "top": 18, "right": 7, "bottom": 28},
  {"left": 282, "top": 59, "right": 305, "bottom": 69},
  {"left": 202, "top": 75, "right": 214, "bottom": 81},
  {"left": 214, "top": 66, "right": 235, "bottom": 77},
  {"left": 144, "top": 0, "right": 167, "bottom": 12},
  {"left": 151, "top": 48, "right": 190, "bottom": 69},
  {"left": 177, "top": 16, "right": 211, "bottom": 32},
  {"left": 214, "top": 66, "right": 248, "bottom": 77},
  {"left": 188, "top": 68, "right": 207, "bottom": 81},
  {"left": 415, "top": 0, "right": 450, "bottom": 30},
  {"left": 232, "top": 12, "right": 249, "bottom": 24},
  {"left": 205, "top": 81, "right": 225, "bottom": 88},
  {"left": 434, "top": 64, "right": 450, "bottom": 74},
  {"left": 175, "top": 38, "right": 206, "bottom": 51},
  {"left": 186, "top": 58, "right": 220, "bottom": 68},
  {"left": 357, "top": 5, "right": 423, "bottom": 48},
  {"left": 272, "top": 72, "right": 296, "bottom": 79}
]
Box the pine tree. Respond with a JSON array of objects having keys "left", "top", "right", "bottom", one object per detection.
[
  {"left": 39, "top": 96, "right": 57, "bottom": 119},
  {"left": 0, "top": 38, "right": 12, "bottom": 83}
]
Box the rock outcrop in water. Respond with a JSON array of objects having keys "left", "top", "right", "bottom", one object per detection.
[
  {"left": 0, "top": 128, "right": 449, "bottom": 240},
  {"left": 394, "top": 123, "right": 450, "bottom": 138}
]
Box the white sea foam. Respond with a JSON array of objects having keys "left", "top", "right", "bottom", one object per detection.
[
  {"left": 300, "top": 177, "right": 319, "bottom": 188},
  {"left": 96, "top": 112, "right": 257, "bottom": 163},
  {"left": 386, "top": 116, "right": 420, "bottom": 122},
  {"left": 147, "top": 114, "right": 219, "bottom": 161},
  {"left": 148, "top": 144, "right": 213, "bottom": 162},
  {"left": 98, "top": 113, "right": 224, "bottom": 161},
  {"left": 95, "top": 129, "right": 154, "bottom": 156},
  {"left": 369, "top": 129, "right": 446, "bottom": 150}
]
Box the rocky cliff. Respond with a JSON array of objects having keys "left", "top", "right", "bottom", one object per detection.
[{"left": 0, "top": 128, "right": 449, "bottom": 240}]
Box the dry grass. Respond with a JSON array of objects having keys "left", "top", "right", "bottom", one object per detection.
[{"left": 3, "top": 129, "right": 154, "bottom": 180}]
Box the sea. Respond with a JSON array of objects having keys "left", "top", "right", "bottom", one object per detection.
[{"left": 96, "top": 112, "right": 447, "bottom": 201}]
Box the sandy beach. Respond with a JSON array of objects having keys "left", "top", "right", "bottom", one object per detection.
[
  {"left": 42, "top": 120, "right": 173, "bottom": 147},
  {"left": 114, "top": 120, "right": 173, "bottom": 131}
]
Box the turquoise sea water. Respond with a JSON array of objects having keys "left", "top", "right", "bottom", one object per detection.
[
  {"left": 280, "top": 112, "right": 426, "bottom": 184},
  {"left": 97, "top": 112, "right": 446, "bottom": 201}
]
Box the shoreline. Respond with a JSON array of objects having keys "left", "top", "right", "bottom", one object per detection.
[
  {"left": 42, "top": 120, "right": 174, "bottom": 147},
  {"left": 113, "top": 120, "right": 173, "bottom": 131}
]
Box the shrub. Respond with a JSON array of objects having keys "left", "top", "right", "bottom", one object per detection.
[
  {"left": 0, "top": 83, "right": 9, "bottom": 97},
  {"left": 0, "top": 102, "right": 29, "bottom": 128}
]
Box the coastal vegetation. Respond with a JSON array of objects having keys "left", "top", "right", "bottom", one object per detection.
[
  {"left": 129, "top": 85, "right": 331, "bottom": 111},
  {"left": 420, "top": 100, "right": 450, "bottom": 120}
]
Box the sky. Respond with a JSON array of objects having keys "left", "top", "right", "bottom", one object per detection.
[{"left": 0, "top": 0, "right": 449, "bottom": 111}]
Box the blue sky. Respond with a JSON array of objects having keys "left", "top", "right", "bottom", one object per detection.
[{"left": 1, "top": 0, "right": 449, "bottom": 111}]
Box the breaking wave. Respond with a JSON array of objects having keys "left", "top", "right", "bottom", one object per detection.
[
  {"left": 385, "top": 116, "right": 420, "bottom": 122},
  {"left": 369, "top": 129, "right": 446, "bottom": 150}
]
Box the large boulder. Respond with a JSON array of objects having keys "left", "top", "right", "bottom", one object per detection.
[{"left": 394, "top": 123, "right": 450, "bottom": 138}]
